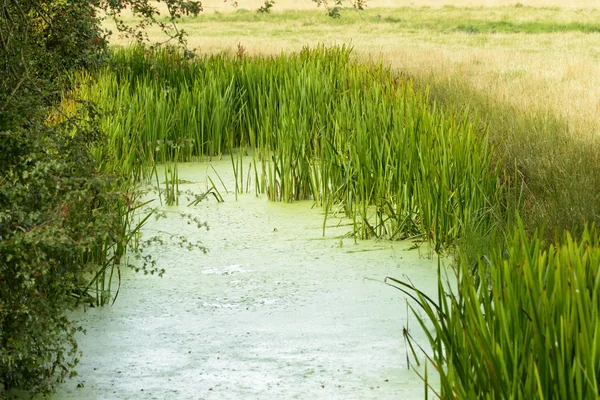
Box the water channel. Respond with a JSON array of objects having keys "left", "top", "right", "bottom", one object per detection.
[{"left": 53, "top": 159, "right": 443, "bottom": 399}]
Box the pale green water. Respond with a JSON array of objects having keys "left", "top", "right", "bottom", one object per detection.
[{"left": 49, "top": 159, "right": 442, "bottom": 399}]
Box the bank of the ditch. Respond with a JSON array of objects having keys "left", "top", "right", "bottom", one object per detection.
[
  {"left": 47, "top": 45, "right": 600, "bottom": 398},
  {"left": 52, "top": 161, "right": 441, "bottom": 399}
]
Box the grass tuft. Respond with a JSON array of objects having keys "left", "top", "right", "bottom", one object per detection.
[{"left": 395, "top": 217, "right": 600, "bottom": 398}]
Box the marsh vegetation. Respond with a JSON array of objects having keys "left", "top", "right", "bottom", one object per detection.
[
  {"left": 66, "top": 41, "right": 599, "bottom": 398},
  {"left": 2, "top": 0, "right": 600, "bottom": 398},
  {"left": 96, "top": 2, "right": 600, "bottom": 398},
  {"left": 67, "top": 45, "right": 501, "bottom": 251}
]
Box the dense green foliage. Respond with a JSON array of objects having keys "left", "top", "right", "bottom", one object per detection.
[
  {"left": 71, "top": 45, "right": 501, "bottom": 251},
  {"left": 0, "top": 121, "right": 135, "bottom": 393},
  {"left": 0, "top": 0, "right": 116, "bottom": 393},
  {"left": 393, "top": 220, "right": 600, "bottom": 399},
  {"left": 0, "top": 0, "right": 199, "bottom": 395}
]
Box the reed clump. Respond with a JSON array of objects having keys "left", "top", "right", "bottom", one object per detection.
[
  {"left": 392, "top": 218, "right": 600, "bottom": 399},
  {"left": 73, "top": 45, "right": 501, "bottom": 251}
]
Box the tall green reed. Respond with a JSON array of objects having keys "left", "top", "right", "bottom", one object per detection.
[
  {"left": 392, "top": 218, "right": 600, "bottom": 399},
  {"left": 48, "top": 90, "right": 157, "bottom": 307},
  {"left": 74, "top": 44, "right": 501, "bottom": 250}
]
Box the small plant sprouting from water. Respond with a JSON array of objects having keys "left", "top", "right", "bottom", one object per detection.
[{"left": 188, "top": 182, "right": 225, "bottom": 205}]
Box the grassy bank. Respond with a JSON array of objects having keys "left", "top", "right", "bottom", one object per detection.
[
  {"left": 68, "top": 45, "right": 501, "bottom": 251},
  {"left": 416, "top": 73, "right": 600, "bottom": 241},
  {"left": 81, "top": 2, "right": 600, "bottom": 397}
]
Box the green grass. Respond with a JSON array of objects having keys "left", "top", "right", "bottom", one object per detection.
[
  {"left": 392, "top": 218, "right": 600, "bottom": 399},
  {"left": 71, "top": 45, "right": 502, "bottom": 251},
  {"left": 168, "top": 6, "right": 600, "bottom": 34},
  {"left": 454, "top": 20, "right": 600, "bottom": 34}
]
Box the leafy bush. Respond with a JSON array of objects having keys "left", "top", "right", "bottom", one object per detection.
[
  {"left": 0, "top": 0, "right": 197, "bottom": 394},
  {"left": 0, "top": 122, "right": 133, "bottom": 394}
]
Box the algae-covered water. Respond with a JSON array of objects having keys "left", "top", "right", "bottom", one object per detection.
[{"left": 52, "top": 159, "right": 442, "bottom": 399}]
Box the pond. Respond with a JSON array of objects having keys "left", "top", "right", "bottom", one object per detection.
[{"left": 53, "top": 159, "right": 443, "bottom": 399}]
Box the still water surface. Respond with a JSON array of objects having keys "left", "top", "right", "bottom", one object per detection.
[{"left": 53, "top": 160, "right": 443, "bottom": 399}]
